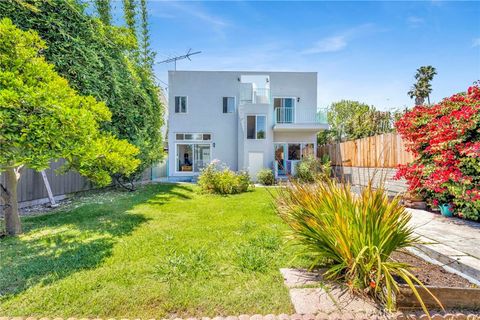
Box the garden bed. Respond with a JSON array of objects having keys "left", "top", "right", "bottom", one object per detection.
[
  {"left": 391, "top": 251, "right": 473, "bottom": 288},
  {"left": 392, "top": 251, "right": 480, "bottom": 310}
]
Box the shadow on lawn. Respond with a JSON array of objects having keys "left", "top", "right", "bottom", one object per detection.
[{"left": 0, "top": 183, "right": 189, "bottom": 298}]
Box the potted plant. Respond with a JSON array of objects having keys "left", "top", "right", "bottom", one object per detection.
[{"left": 402, "top": 190, "right": 426, "bottom": 210}]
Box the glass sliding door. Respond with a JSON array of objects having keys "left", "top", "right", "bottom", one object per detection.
[
  {"left": 274, "top": 144, "right": 286, "bottom": 175},
  {"left": 301, "top": 143, "right": 315, "bottom": 158},
  {"left": 194, "top": 144, "right": 211, "bottom": 172},
  {"left": 177, "top": 144, "right": 193, "bottom": 172},
  {"left": 176, "top": 144, "right": 211, "bottom": 173}
]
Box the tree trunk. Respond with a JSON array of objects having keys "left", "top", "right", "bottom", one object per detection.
[{"left": 0, "top": 167, "right": 22, "bottom": 235}]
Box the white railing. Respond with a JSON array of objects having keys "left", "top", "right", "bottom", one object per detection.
[{"left": 275, "top": 107, "right": 294, "bottom": 123}]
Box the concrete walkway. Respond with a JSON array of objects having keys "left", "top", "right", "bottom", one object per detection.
[{"left": 407, "top": 208, "right": 480, "bottom": 284}]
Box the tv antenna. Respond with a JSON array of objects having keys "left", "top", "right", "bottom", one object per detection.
[{"left": 157, "top": 48, "right": 202, "bottom": 70}]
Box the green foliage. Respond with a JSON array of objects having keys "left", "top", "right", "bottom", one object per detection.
[
  {"left": 0, "top": 0, "right": 164, "bottom": 178},
  {"left": 95, "top": 0, "right": 112, "bottom": 25},
  {"left": 0, "top": 18, "right": 139, "bottom": 185},
  {"left": 139, "top": 0, "right": 155, "bottom": 69},
  {"left": 257, "top": 169, "right": 275, "bottom": 186},
  {"left": 318, "top": 100, "right": 395, "bottom": 144},
  {"left": 408, "top": 65, "right": 437, "bottom": 105},
  {"left": 122, "top": 0, "right": 137, "bottom": 37},
  {"left": 276, "top": 179, "right": 441, "bottom": 313},
  {"left": 295, "top": 156, "right": 331, "bottom": 183},
  {"left": 198, "top": 162, "right": 252, "bottom": 195}
]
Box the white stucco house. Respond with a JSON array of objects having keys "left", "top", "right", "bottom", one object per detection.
[{"left": 167, "top": 70, "right": 328, "bottom": 181}]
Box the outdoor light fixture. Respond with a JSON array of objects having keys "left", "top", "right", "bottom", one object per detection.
[{"left": 297, "top": 97, "right": 300, "bottom": 102}]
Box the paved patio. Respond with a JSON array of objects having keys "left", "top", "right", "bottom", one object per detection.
[{"left": 407, "top": 208, "right": 480, "bottom": 284}]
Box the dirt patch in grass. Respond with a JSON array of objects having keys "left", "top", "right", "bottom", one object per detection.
[{"left": 391, "top": 251, "right": 475, "bottom": 288}]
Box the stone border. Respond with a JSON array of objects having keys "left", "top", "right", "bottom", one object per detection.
[{"left": 1, "top": 314, "right": 480, "bottom": 320}]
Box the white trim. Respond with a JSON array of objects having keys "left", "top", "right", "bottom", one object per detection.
[
  {"left": 222, "top": 96, "right": 237, "bottom": 114},
  {"left": 246, "top": 114, "right": 267, "bottom": 140},
  {"left": 174, "top": 96, "right": 188, "bottom": 114},
  {"left": 174, "top": 142, "right": 213, "bottom": 175}
]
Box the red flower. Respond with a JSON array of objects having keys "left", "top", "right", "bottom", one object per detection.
[{"left": 395, "top": 85, "right": 480, "bottom": 220}]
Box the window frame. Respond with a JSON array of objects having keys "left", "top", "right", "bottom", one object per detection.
[
  {"left": 246, "top": 114, "right": 267, "bottom": 140},
  {"left": 175, "top": 142, "right": 213, "bottom": 174},
  {"left": 222, "top": 96, "right": 236, "bottom": 114},
  {"left": 174, "top": 96, "right": 188, "bottom": 114},
  {"left": 273, "top": 97, "right": 296, "bottom": 108},
  {"left": 273, "top": 96, "right": 296, "bottom": 123},
  {"left": 174, "top": 132, "right": 212, "bottom": 142}
]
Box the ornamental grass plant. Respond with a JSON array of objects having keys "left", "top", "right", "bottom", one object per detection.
[{"left": 275, "top": 178, "right": 442, "bottom": 314}]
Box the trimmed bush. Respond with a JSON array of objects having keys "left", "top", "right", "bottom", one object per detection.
[
  {"left": 198, "top": 161, "right": 252, "bottom": 195},
  {"left": 295, "top": 156, "right": 331, "bottom": 183},
  {"left": 275, "top": 179, "right": 440, "bottom": 313},
  {"left": 257, "top": 169, "right": 275, "bottom": 185}
]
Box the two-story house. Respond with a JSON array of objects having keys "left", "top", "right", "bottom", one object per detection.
[{"left": 167, "top": 71, "right": 328, "bottom": 181}]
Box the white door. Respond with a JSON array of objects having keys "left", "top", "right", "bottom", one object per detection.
[{"left": 248, "top": 152, "right": 264, "bottom": 182}]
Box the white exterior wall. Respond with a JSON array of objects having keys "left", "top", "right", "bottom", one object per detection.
[{"left": 167, "top": 71, "right": 321, "bottom": 178}]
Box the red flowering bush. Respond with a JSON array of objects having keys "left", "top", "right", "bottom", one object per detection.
[{"left": 395, "top": 85, "right": 480, "bottom": 220}]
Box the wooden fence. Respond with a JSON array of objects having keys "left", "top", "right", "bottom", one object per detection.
[
  {"left": 0, "top": 159, "right": 168, "bottom": 207},
  {"left": 317, "top": 132, "right": 415, "bottom": 168}
]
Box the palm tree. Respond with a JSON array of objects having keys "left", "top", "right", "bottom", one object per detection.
[{"left": 408, "top": 66, "right": 437, "bottom": 105}]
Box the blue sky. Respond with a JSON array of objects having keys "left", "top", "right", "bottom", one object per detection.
[{"left": 113, "top": 1, "right": 480, "bottom": 110}]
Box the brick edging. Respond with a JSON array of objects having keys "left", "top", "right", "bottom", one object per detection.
[{"left": 1, "top": 313, "right": 479, "bottom": 320}]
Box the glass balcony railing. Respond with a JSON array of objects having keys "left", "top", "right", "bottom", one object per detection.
[
  {"left": 274, "top": 107, "right": 328, "bottom": 124},
  {"left": 239, "top": 84, "right": 270, "bottom": 104}
]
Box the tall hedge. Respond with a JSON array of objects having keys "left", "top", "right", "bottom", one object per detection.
[{"left": 0, "top": 0, "right": 164, "bottom": 178}]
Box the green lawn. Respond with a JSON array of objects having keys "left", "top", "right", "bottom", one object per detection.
[{"left": 0, "top": 184, "right": 304, "bottom": 318}]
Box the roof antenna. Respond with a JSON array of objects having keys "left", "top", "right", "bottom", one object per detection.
[{"left": 156, "top": 48, "right": 202, "bottom": 70}]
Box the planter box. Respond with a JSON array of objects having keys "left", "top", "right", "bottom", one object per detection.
[
  {"left": 397, "top": 285, "right": 480, "bottom": 309},
  {"left": 403, "top": 200, "right": 427, "bottom": 210}
]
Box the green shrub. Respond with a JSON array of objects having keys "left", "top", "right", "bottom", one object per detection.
[
  {"left": 257, "top": 169, "right": 275, "bottom": 185},
  {"left": 275, "top": 179, "right": 441, "bottom": 313},
  {"left": 198, "top": 161, "right": 252, "bottom": 195},
  {"left": 295, "top": 156, "right": 331, "bottom": 183}
]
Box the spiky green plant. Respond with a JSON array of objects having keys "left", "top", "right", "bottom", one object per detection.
[{"left": 275, "top": 179, "right": 442, "bottom": 314}]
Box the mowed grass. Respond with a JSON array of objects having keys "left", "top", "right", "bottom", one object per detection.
[{"left": 0, "top": 184, "right": 303, "bottom": 318}]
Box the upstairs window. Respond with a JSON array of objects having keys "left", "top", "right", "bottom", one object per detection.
[
  {"left": 274, "top": 97, "right": 295, "bottom": 108},
  {"left": 223, "top": 97, "right": 235, "bottom": 113},
  {"left": 175, "top": 96, "right": 187, "bottom": 113},
  {"left": 246, "top": 115, "right": 266, "bottom": 140}
]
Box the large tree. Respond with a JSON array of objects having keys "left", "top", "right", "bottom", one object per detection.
[
  {"left": 318, "top": 100, "right": 396, "bottom": 145},
  {"left": 0, "top": 0, "right": 165, "bottom": 185},
  {"left": 408, "top": 65, "right": 437, "bottom": 105},
  {"left": 0, "top": 18, "right": 140, "bottom": 235}
]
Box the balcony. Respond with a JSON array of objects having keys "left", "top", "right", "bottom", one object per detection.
[
  {"left": 273, "top": 107, "right": 329, "bottom": 132},
  {"left": 239, "top": 83, "right": 270, "bottom": 104}
]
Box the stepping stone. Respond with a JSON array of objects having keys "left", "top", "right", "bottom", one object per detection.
[
  {"left": 281, "top": 268, "right": 385, "bottom": 316},
  {"left": 289, "top": 287, "right": 381, "bottom": 315},
  {"left": 280, "top": 268, "right": 323, "bottom": 288}
]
